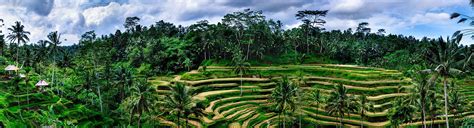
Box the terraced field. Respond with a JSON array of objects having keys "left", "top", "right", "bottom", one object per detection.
[
  {"left": 151, "top": 64, "right": 473, "bottom": 128},
  {"left": 0, "top": 80, "right": 108, "bottom": 127}
]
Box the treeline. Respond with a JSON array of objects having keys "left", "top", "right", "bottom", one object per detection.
[
  {"left": 0, "top": 8, "right": 473, "bottom": 126},
  {"left": 1, "top": 9, "right": 473, "bottom": 75}
]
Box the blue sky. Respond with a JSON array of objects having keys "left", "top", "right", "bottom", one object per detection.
[{"left": 0, "top": 0, "right": 473, "bottom": 45}]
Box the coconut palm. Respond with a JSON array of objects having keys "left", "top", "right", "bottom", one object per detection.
[
  {"left": 184, "top": 102, "right": 206, "bottom": 127},
  {"left": 232, "top": 52, "right": 250, "bottom": 96},
  {"left": 448, "top": 81, "right": 467, "bottom": 127},
  {"left": 358, "top": 95, "right": 373, "bottom": 128},
  {"left": 270, "top": 76, "right": 298, "bottom": 128},
  {"left": 114, "top": 66, "right": 133, "bottom": 102},
  {"left": 325, "top": 84, "right": 357, "bottom": 128},
  {"left": 309, "top": 89, "right": 324, "bottom": 128},
  {"left": 121, "top": 78, "right": 155, "bottom": 127},
  {"left": 46, "top": 31, "right": 63, "bottom": 94},
  {"left": 388, "top": 98, "right": 416, "bottom": 128},
  {"left": 412, "top": 73, "right": 431, "bottom": 128},
  {"left": 164, "top": 82, "right": 193, "bottom": 128},
  {"left": 7, "top": 21, "right": 30, "bottom": 66},
  {"left": 428, "top": 88, "right": 442, "bottom": 128},
  {"left": 421, "top": 36, "right": 470, "bottom": 128},
  {"left": 292, "top": 72, "right": 307, "bottom": 128}
]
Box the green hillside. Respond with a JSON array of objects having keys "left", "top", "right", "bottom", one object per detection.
[{"left": 151, "top": 64, "right": 474, "bottom": 128}]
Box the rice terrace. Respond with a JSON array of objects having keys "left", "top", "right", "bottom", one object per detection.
[{"left": 0, "top": 0, "right": 473, "bottom": 127}]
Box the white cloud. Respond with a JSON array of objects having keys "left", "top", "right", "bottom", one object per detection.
[{"left": 0, "top": 0, "right": 472, "bottom": 45}]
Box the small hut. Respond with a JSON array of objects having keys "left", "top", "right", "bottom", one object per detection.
[
  {"left": 4, "top": 65, "right": 19, "bottom": 71},
  {"left": 35, "top": 80, "right": 49, "bottom": 91},
  {"left": 4, "top": 65, "right": 19, "bottom": 78}
]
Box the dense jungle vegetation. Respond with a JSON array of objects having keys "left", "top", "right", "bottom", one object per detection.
[{"left": 0, "top": 2, "right": 473, "bottom": 128}]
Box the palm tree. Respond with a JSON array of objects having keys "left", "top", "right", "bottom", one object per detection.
[
  {"left": 358, "top": 95, "right": 373, "bottom": 128},
  {"left": 121, "top": 78, "right": 155, "bottom": 127},
  {"left": 325, "top": 84, "right": 357, "bottom": 128},
  {"left": 46, "top": 31, "right": 62, "bottom": 94},
  {"left": 292, "top": 72, "right": 307, "bottom": 128},
  {"left": 412, "top": 72, "right": 431, "bottom": 128},
  {"left": 388, "top": 98, "right": 416, "bottom": 128},
  {"left": 295, "top": 10, "right": 328, "bottom": 54},
  {"left": 164, "top": 82, "right": 193, "bottom": 128},
  {"left": 270, "top": 76, "right": 298, "bottom": 128},
  {"left": 309, "top": 89, "right": 324, "bottom": 128},
  {"left": 232, "top": 53, "right": 250, "bottom": 96},
  {"left": 428, "top": 88, "right": 441, "bottom": 128},
  {"left": 448, "top": 81, "right": 467, "bottom": 127},
  {"left": 6, "top": 21, "right": 30, "bottom": 66},
  {"left": 184, "top": 102, "right": 206, "bottom": 127},
  {"left": 421, "top": 36, "right": 470, "bottom": 128},
  {"left": 114, "top": 66, "right": 133, "bottom": 102},
  {"left": 123, "top": 79, "right": 156, "bottom": 127}
]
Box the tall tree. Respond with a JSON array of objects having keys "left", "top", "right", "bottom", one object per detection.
[
  {"left": 46, "top": 31, "right": 62, "bottom": 94},
  {"left": 232, "top": 52, "right": 250, "bottom": 96},
  {"left": 421, "top": 36, "right": 470, "bottom": 128},
  {"left": 114, "top": 65, "right": 134, "bottom": 102},
  {"left": 121, "top": 78, "right": 155, "bottom": 127},
  {"left": 448, "top": 81, "right": 467, "bottom": 127},
  {"left": 309, "top": 89, "right": 324, "bottom": 128},
  {"left": 412, "top": 72, "right": 431, "bottom": 128},
  {"left": 296, "top": 10, "right": 328, "bottom": 54},
  {"left": 358, "top": 95, "right": 373, "bottom": 128},
  {"left": 292, "top": 73, "right": 307, "bottom": 128},
  {"left": 7, "top": 21, "right": 30, "bottom": 66},
  {"left": 124, "top": 16, "right": 140, "bottom": 32},
  {"left": 270, "top": 76, "right": 298, "bottom": 128},
  {"left": 0, "top": 19, "right": 5, "bottom": 56},
  {"left": 164, "top": 82, "right": 193, "bottom": 128},
  {"left": 388, "top": 98, "right": 416, "bottom": 128},
  {"left": 222, "top": 8, "right": 265, "bottom": 60},
  {"left": 325, "top": 84, "right": 357, "bottom": 128}
]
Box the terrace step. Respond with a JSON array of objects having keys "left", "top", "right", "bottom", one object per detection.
[
  {"left": 204, "top": 95, "right": 268, "bottom": 113},
  {"left": 236, "top": 110, "right": 256, "bottom": 120},
  {"left": 213, "top": 100, "right": 266, "bottom": 120},
  {"left": 306, "top": 76, "right": 409, "bottom": 87},
  {"left": 221, "top": 104, "right": 253, "bottom": 117},
  {"left": 185, "top": 78, "right": 271, "bottom": 86},
  {"left": 242, "top": 113, "right": 261, "bottom": 128},
  {"left": 194, "top": 89, "right": 272, "bottom": 101},
  {"left": 226, "top": 107, "right": 257, "bottom": 120}
]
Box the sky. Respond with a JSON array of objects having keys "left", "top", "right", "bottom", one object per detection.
[{"left": 0, "top": 0, "right": 473, "bottom": 45}]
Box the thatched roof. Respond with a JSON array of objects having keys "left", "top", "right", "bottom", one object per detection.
[
  {"left": 4, "top": 65, "right": 19, "bottom": 71},
  {"left": 35, "top": 80, "right": 49, "bottom": 87}
]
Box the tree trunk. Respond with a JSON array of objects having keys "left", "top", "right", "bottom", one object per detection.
[
  {"left": 240, "top": 73, "right": 243, "bottom": 96},
  {"left": 319, "top": 37, "right": 323, "bottom": 54},
  {"left": 422, "top": 100, "right": 426, "bottom": 128},
  {"left": 283, "top": 111, "right": 286, "bottom": 128},
  {"left": 361, "top": 110, "right": 364, "bottom": 128},
  {"left": 138, "top": 111, "right": 142, "bottom": 128},
  {"left": 177, "top": 112, "right": 180, "bottom": 128},
  {"left": 186, "top": 117, "right": 189, "bottom": 128},
  {"left": 431, "top": 115, "right": 434, "bottom": 128},
  {"left": 16, "top": 39, "right": 19, "bottom": 67},
  {"left": 339, "top": 115, "right": 343, "bottom": 128},
  {"left": 129, "top": 110, "right": 133, "bottom": 126},
  {"left": 246, "top": 41, "right": 250, "bottom": 60},
  {"left": 294, "top": 46, "right": 298, "bottom": 62},
  {"left": 306, "top": 28, "right": 309, "bottom": 54},
  {"left": 443, "top": 77, "right": 449, "bottom": 128},
  {"left": 279, "top": 113, "right": 281, "bottom": 128},
  {"left": 97, "top": 85, "right": 103, "bottom": 113}
]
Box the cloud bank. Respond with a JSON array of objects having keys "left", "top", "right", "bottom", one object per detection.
[{"left": 0, "top": 0, "right": 472, "bottom": 45}]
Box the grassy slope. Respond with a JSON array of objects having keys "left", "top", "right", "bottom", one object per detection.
[{"left": 153, "top": 64, "right": 474, "bottom": 128}]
